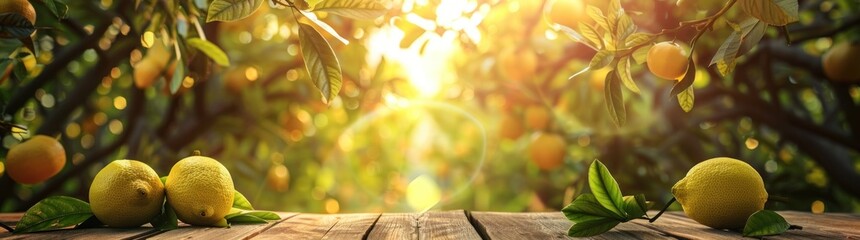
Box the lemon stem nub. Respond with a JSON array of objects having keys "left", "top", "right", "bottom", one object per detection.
[
  {"left": 649, "top": 197, "right": 676, "bottom": 223},
  {"left": 192, "top": 150, "right": 202, "bottom": 156}
]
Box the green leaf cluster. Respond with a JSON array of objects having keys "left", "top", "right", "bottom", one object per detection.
[
  {"left": 561, "top": 160, "right": 650, "bottom": 237},
  {"left": 205, "top": 0, "right": 389, "bottom": 104}
]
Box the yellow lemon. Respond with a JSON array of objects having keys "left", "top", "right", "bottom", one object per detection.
[
  {"left": 672, "top": 157, "right": 768, "bottom": 229},
  {"left": 498, "top": 47, "right": 538, "bottom": 82},
  {"left": 89, "top": 160, "right": 165, "bottom": 227},
  {"left": 166, "top": 155, "right": 235, "bottom": 226}
]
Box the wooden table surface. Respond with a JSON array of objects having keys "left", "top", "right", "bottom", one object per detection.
[{"left": 0, "top": 210, "right": 857, "bottom": 239}]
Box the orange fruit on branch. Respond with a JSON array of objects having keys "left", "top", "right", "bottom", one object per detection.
[
  {"left": 498, "top": 47, "right": 538, "bottom": 82},
  {"left": 822, "top": 41, "right": 860, "bottom": 82},
  {"left": 5, "top": 135, "right": 66, "bottom": 184},
  {"left": 647, "top": 41, "right": 689, "bottom": 80},
  {"left": 527, "top": 132, "right": 566, "bottom": 171},
  {"left": 524, "top": 105, "right": 551, "bottom": 130}
]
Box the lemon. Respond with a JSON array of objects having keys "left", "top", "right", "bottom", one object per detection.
[
  {"left": 89, "top": 160, "right": 165, "bottom": 228},
  {"left": 166, "top": 156, "right": 235, "bottom": 226},
  {"left": 524, "top": 105, "right": 551, "bottom": 130},
  {"left": 672, "top": 157, "right": 768, "bottom": 229}
]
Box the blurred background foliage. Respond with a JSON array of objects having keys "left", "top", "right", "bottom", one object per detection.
[{"left": 1, "top": 0, "right": 859, "bottom": 214}]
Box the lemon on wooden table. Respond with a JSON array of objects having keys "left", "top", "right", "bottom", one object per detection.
[
  {"left": 5, "top": 135, "right": 66, "bottom": 184},
  {"left": 166, "top": 155, "right": 235, "bottom": 226},
  {"left": 89, "top": 160, "right": 165, "bottom": 227},
  {"left": 671, "top": 157, "right": 768, "bottom": 229}
]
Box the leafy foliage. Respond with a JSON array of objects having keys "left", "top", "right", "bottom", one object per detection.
[
  {"left": 563, "top": 160, "right": 650, "bottom": 237},
  {"left": 14, "top": 197, "right": 92, "bottom": 233},
  {"left": 743, "top": 210, "right": 791, "bottom": 237}
]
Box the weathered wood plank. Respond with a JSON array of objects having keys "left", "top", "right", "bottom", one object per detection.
[
  {"left": 320, "top": 213, "right": 381, "bottom": 239},
  {"left": 0, "top": 228, "right": 158, "bottom": 240},
  {"left": 146, "top": 212, "right": 297, "bottom": 240},
  {"left": 628, "top": 211, "right": 738, "bottom": 240},
  {"left": 250, "top": 213, "right": 340, "bottom": 240},
  {"left": 366, "top": 213, "right": 414, "bottom": 239},
  {"left": 367, "top": 210, "right": 481, "bottom": 240},
  {"left": 420, "top": 210, "right": 482, "bottom": 240},
  {"left": 777, "top": 211, "right": 860, "bottom": 238},
  {"left": 470, "top": 212, "right": 671, "bottom": 240}
]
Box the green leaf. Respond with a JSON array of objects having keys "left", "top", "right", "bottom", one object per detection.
[
  {"left": 738, "top": 19, "right": 768, "bottom": 56},
  {"left": 604, "top": 70, "right": 626, "bottom": 126},
  {"left": 578, "top": 23, "right": 603, "bottom": 49},
  {"left": 615, "top": 14, "right": 635, "bottom": 47},
  {"left": 562, "top": 193, "right": 624, "bottom": 222},
  {"left": 41, "top": 0, "right": 68, "bottom": 19},
  {"left": 625, "top": 33, "right": 653, "bottom": 48},
  {"left": 226, "top": 214, "right": 267, "bottom": 224},
  {"left": 567, "top": 218, "right": 621, "bottom": 237},
  {"left": 709, "top": 19, "right": 764, "bottom": 77},
  {"left": 14, "top": 196, "right": 93, "bottom": 233},
  {"left": 225, "top": 209, "right": 280, "bottom": 220},
  {"left": 631, "top": 45, "right": 650, "bottom": 64},
  {"left": 206, "top": 0, "right": 264, "bottom": 22},
  {"left": 299, "top": 22, "right": 343, "bottom": 104},
  {"left": 225, "top": 208, "right": 281, "bottom": 224},
  {"left": 616, "top": 57, "right": 639, "bottom": 93},
  {"left": 586, "top": 5, "right": 609, "bottom": 31},
  {"left": 233, "top": 191, "right": 254, "bottom": 210},
  {"left": 301, "top": 12, "right": 350, "bottom": 45},
  {"left": 311, "top": 0, "right": 389, "bottom": 19},
  {"left": 11, "top": 58, "right": 28, "bottom": 81},
  {"left": 739, "top": 0, "right": 798, "bottom": 26},
  {"left": 160, "top": 176, "right": 168, "bottom": 185},
  {"left": 743, "top": 210, "right": 791, "bottom": 237},
  {"left": 669, "top": 58, "right": 695, "bottom": 96},
  {"left": 0, "top": 13, "right": 36, "bottom": 39},
  {"left": 588, "top": 160, "right": 626, "bottom": 218},
  {"left": 186, "top": 38, "right": 230, "bottom": 67},
  {"left": 150, "top": 202, "right": 178, "bottom": 231},
  {"left": 622, "top": 194, "right": 647, "bottom": 220},
  {"left": 589, "top": 50, "right": 614, "bottom": 70},
  {"left": 170, "top": 58, "right": 186, "bottom": 94},
  {"left": 676, "top": 85, "right": 694, "bottom": 112}
]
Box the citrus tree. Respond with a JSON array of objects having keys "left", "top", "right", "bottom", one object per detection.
[{"left": 0, "top": 0, "right": 858, "bottom": 217}]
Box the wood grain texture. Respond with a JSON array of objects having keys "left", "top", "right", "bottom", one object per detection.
[
  {"left": 419, "top": 210, "right": 482, "bottom": 240},
  {"left": 250, "top": 213, "right": 340, "bottom": 240},
  {"left": 367, "top": 210, "right": 481, "bottom": 240},
  {"left": 320, "top": 213, "right": 380, "bottom": 239},
  {"left": 366, "top": 213, "right": 417, "bottom": 239},
  {"left": 148, "top": 212, "right": 296, "bottom": 240},
  {"left": 0, "top": 228, "right": 158, "bottom": 240},
  {"left": 0, "top": 211, "right": 856, "bottom": 239},
  {"left": 470, "top": 211, "right": 670, "bottom": 240}
]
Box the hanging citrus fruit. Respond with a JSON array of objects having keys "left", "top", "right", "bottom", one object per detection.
[
  {"left": 5, "top": 135, "right": 66, "bottom": 184},
  {"left": 647, "top": 41, "right": 689, "bottom": 80}
]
